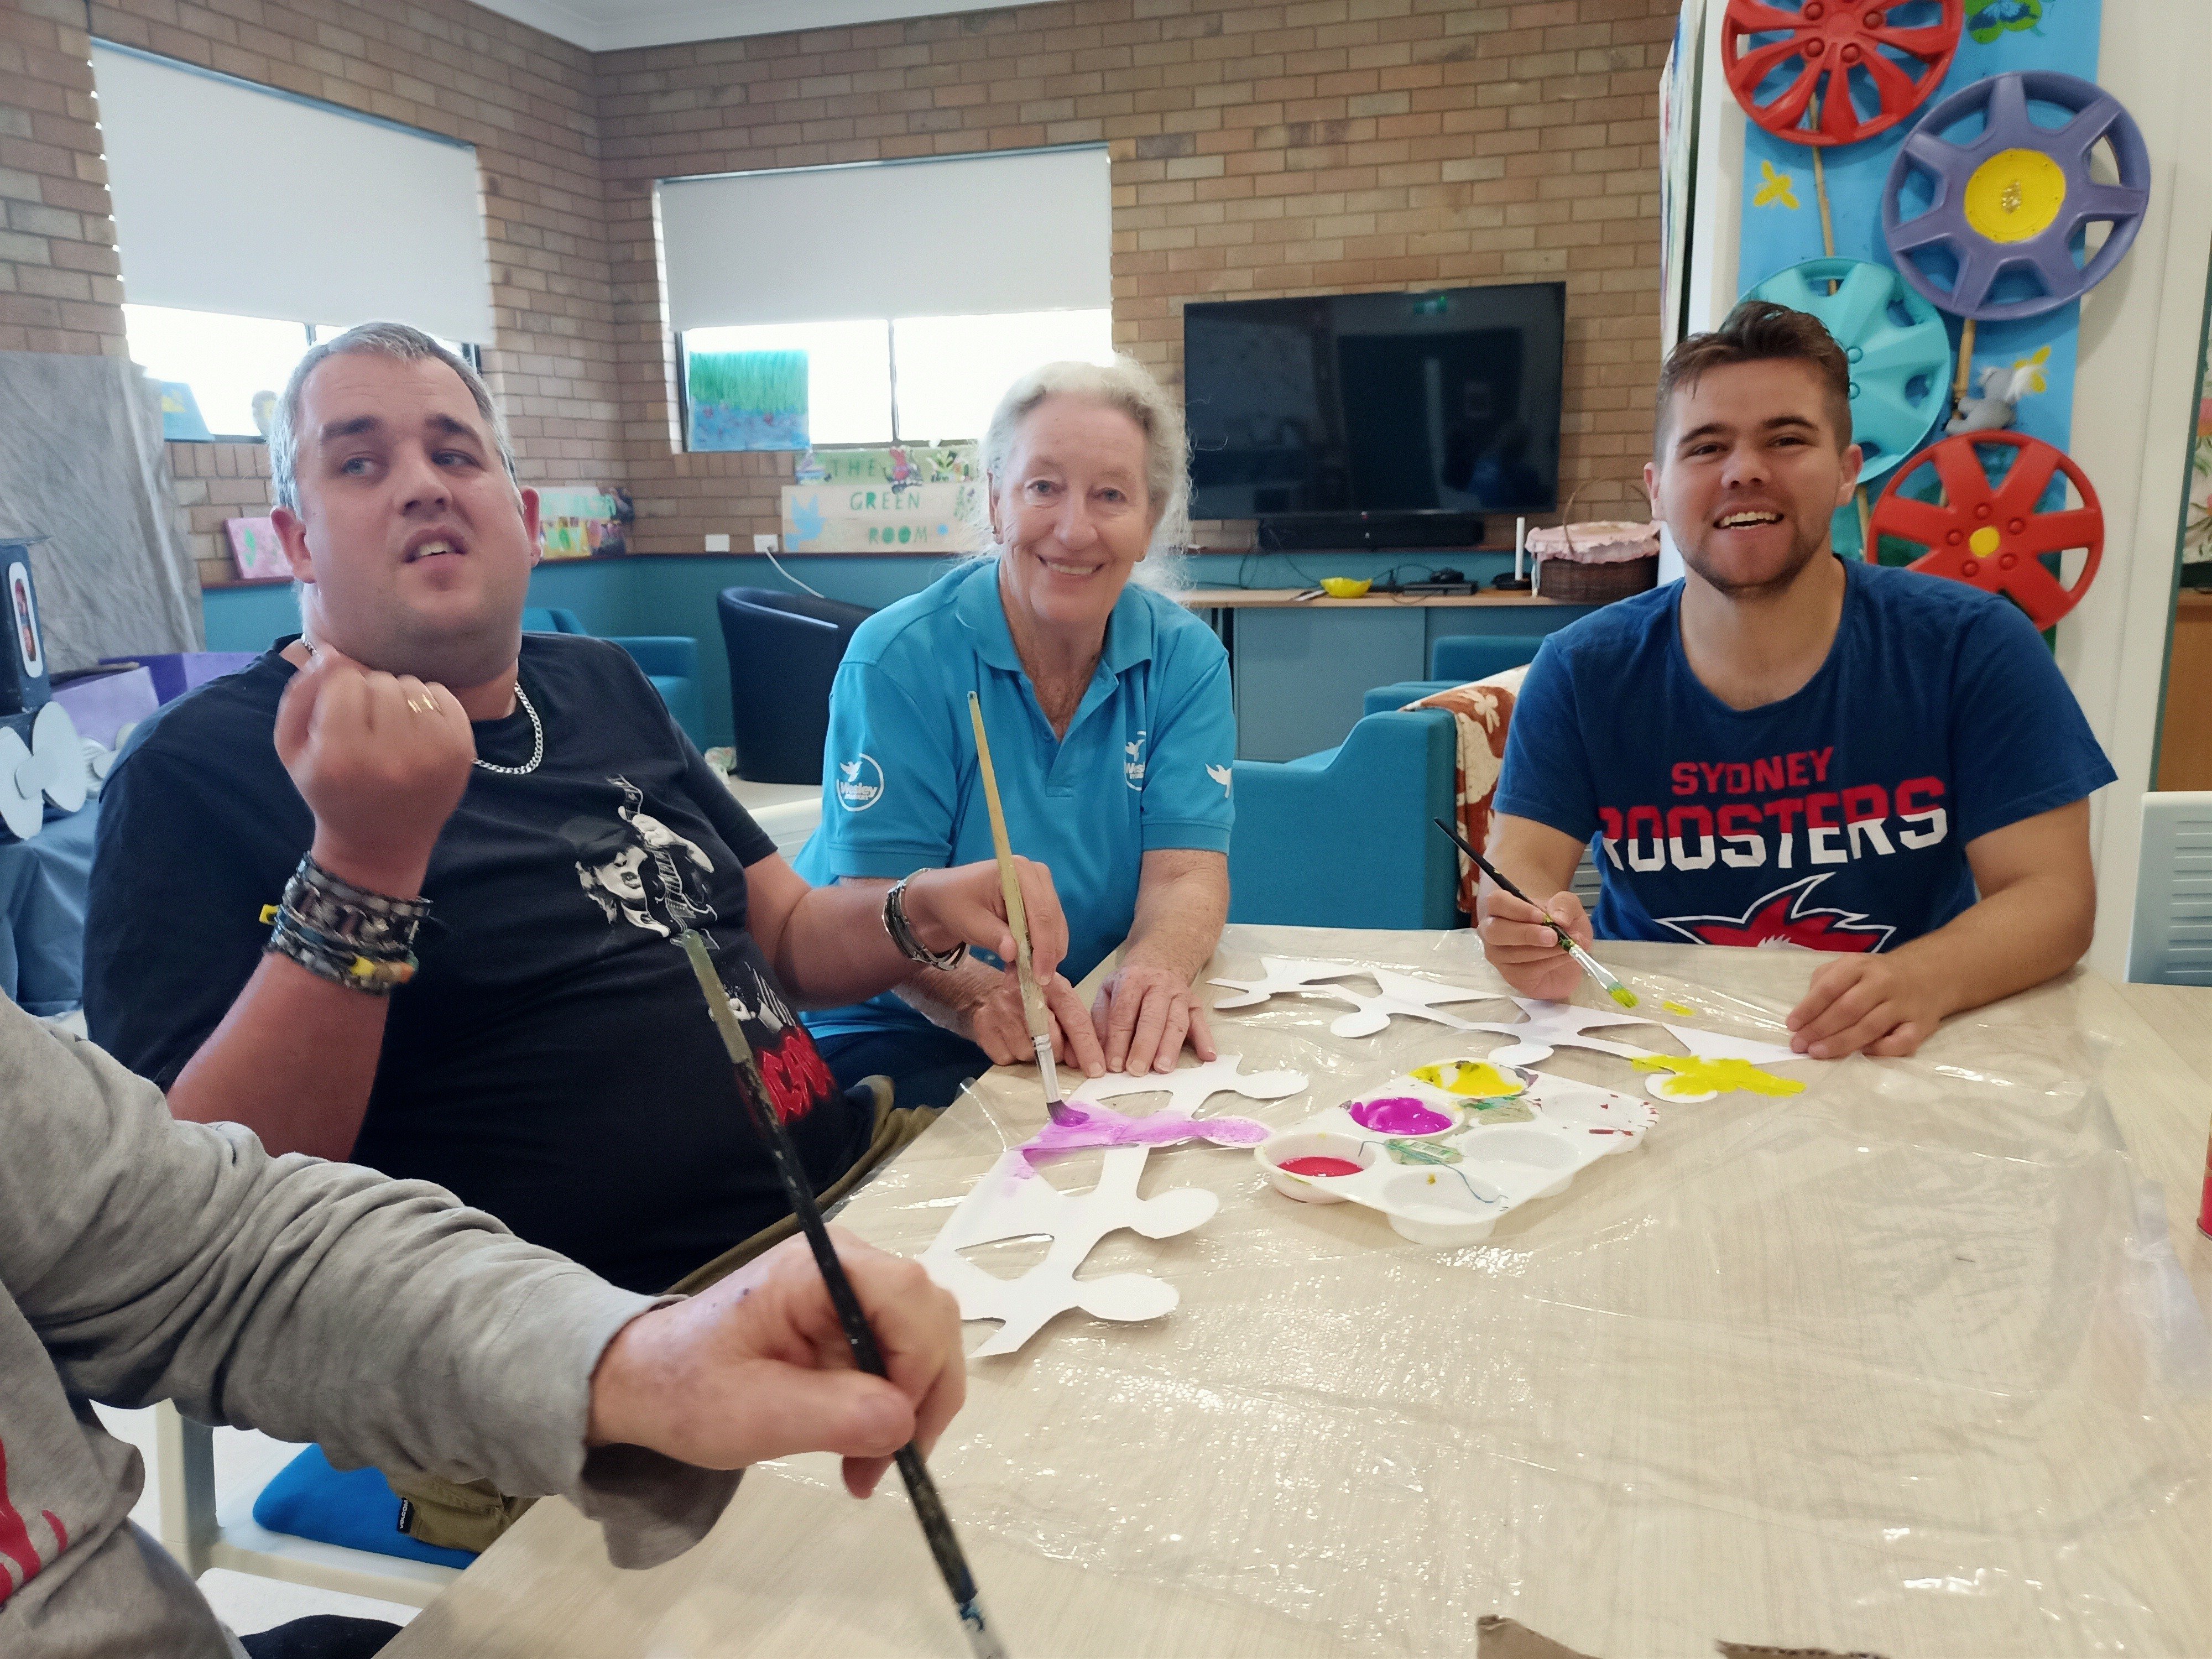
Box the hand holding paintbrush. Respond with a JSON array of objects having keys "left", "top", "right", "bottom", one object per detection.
[{"left": 1433, "top": 818, "right": 1640, "bottom": 1009}]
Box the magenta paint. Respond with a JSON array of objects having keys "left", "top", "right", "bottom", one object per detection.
[
  {"left": 1347, "top": 1096, "right": 1453, "bottom": 1135},
  {"left": 1015, "top": 1102, "right": 1270, "bottom": 1172},
  {"left": 1279, "top": 1155, "right": 1364, "bottom": 1178}
]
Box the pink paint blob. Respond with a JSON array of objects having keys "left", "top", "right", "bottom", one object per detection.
[
  {"left": 1279, "top": 1155, "right": 1365, "bottom": 1178},
  {"left": 1014, "top": 1103, "right": 1270, "bottom": 1172},
  {"left": 1347, "top": 1095, "right": 1453, "bottom": 1135}
]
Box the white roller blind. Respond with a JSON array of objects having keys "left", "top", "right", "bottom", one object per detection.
[
  {"left": 92, "top": 43, "right": 495, "bottom": 345},
  {"left": 659, "top": 147, "right": 1110, "bottom": 332}
]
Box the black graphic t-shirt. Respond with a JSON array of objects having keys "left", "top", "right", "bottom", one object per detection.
[{"left": 85, "top": 634, "right": 869, "bottom": 1293}]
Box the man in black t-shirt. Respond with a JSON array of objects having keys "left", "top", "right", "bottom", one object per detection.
[{"left": 84, "top": 321, "right": 1071, "bottom": 1297}]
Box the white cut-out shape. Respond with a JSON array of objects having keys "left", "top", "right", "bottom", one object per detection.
[
  {"left": 1644, "top": 1073, "right": 1718, "bottom": 1104},
  {"left": 921, "top": 1145, "right": 1216, "bottom": 1356},
  {"left": 1465, "top": 998, "right": 1802, "bottom": 1079},
  {"left": 1206, "top": 956, "right": 1364, "bottom": 1009},
  {"left": 1322, "top": 969, "right": 1497, "bottom": 1038},
  {"left": 1064, "top": 1051, "right": 1308, "bottom": 1117}
]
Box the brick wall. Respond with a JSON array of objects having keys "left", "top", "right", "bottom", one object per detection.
[
  {"left": 0, "top": 0, "right": 625, "bottom": 590},
  {"left": 596, "top": 0, "right": 1675, "bottom": 554},
  {"left": 2, "top": 0, "right": 1668, "bottom": 580},
  {"left": 0, "top": 0, "right": 122, "bottom": 358}
]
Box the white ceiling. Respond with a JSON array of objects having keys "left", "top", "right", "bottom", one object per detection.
[{"left": 473, "top": 0, "right": 1002, "bottom": 51}]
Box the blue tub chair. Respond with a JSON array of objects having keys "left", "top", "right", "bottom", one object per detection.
[
  {"left": 523, "top": 607, "right": 705, "bottom": 746},
  {"left": 1228, "top": 708, "right": 1461, "bottom": 930}
]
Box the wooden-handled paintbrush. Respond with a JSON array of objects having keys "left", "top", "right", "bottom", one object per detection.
[
  {"left": 966, "top": 691, "right": 1070, "bottom": 1122},
  {"left": 1431, "top": 816, "right": 1639, "bottom": 1009}
]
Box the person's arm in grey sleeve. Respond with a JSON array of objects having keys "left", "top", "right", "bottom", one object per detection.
[{"left": 8, "top": 1001, "right": 964, "bottom": 1569}]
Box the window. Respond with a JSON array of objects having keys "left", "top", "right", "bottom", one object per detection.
[
  {"left": 125, "top": 305, "right": 473, "bottom": 441},
  {"left": 659, "top": 148, "right": 1112, "bottom": 453},
  {"left": 888, "top": 309, "right": 1117, "bottom": 444},
  {"left": 679, "top": 308, "right": 1113, "bottom": 451},
  {"left": 681, "top": 320, "right": 893, "bottom": 448},
  {"left": 93, "top": 43, "right": 493, "bottom": 349}
]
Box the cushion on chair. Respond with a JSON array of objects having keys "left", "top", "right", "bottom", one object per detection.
[
  {"left": 252, "top": 1446, "right": 477, "bottom": 1568},
  {"left": 1401, "top": 666, "right": 1530, "bottom": 916}
]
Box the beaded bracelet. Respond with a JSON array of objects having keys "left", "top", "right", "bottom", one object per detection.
[{"left": 260, "top": 854, "right": 429, "bottom": 995}]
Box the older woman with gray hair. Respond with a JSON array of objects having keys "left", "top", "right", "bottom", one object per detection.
[{"left": 794, "top": 357, "right": 1235, "bottom": 1109}]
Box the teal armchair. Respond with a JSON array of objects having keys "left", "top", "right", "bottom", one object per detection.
[
  {"left": 1228, "top": 708, "right": 1462, "bottom": 930},
  {"left": 522, "top": 607, "right": 705, "bottom": 747}
]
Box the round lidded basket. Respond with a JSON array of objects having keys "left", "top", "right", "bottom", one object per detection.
[{"left": 1528, "top": 479, "right": 1660, "bottom": 603}]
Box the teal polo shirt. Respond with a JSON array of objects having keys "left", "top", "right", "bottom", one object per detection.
[{"left": 793, "top": 558, "right": 1235, "bottom": 1044}]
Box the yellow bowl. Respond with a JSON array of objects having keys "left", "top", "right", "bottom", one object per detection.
[{"left": 1320, "top": 576, "right": 1373, "bottom": 598}]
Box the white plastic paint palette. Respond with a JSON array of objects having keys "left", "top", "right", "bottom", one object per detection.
[{"left": 1254, "top": 1058, "right": 1657, "bottom": 1245}]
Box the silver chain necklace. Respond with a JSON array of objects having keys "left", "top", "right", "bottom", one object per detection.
[
  {"left": 297, "top": 637, "right": 544, "bottom": 776},
  {"left": 474, "top": 681, "right": 544, "bottom": 776}
]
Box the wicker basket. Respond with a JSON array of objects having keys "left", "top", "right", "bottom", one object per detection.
[
  {"left": 1535, "top": 551, "right": 1658, "bottom": 603},
  {"left": 1528, "top": 478, "right": 1660, "bottom": 604}
]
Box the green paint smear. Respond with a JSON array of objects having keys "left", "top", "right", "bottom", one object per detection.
[
  {"left": 1464, "top": 1098, "right": 1535, "bottom": 1124},
  {"left": 1384, "top": 1138, "right": 1464, "bottom": 1166},
  {"left": 1632, "top": 1056, "right": 1805, "bottom": 1098}
]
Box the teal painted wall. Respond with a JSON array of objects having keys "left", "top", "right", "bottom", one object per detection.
[{"left": 200, "top": 547, "right": 1535, "bottom": 748}]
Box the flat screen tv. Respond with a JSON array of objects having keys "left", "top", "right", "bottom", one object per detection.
[{"left": 1183, "top": 283, "right": 1567, "bottom": 523}]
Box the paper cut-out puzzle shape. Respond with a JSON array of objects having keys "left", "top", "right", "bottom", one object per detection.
[
  {"left": 1207, "top": 957, "right": 1499, "bottom": 1036},
  {"left": 1633, "top": 1055, "right": 1808, "bottom": 1104},
  {"left": 1460, "top": 1000, "right": 1805, "bottom": 1106},
  {"left": 1206, "top": 957, "right": 1364, "bottom": 1009},
  {"left": 922, "top": 1055, "right": 1307, "bottom": 1354},
  {"left": 1017, "top": 1100, "right": 1271, "bottom": 1167},
  {"left": 1061, "top": 1052, "right": 1308, "bottom": 1118},
  {"left": 922, "top": 1144, "right": 1217, "bottom": 1356}
]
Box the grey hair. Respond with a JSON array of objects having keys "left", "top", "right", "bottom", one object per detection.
[
  {"left": 268, "top": 321, "right": 518, "bottom": 513},
  {"left": 973, "top": 356, "right": 1191, "bottom": 592}
]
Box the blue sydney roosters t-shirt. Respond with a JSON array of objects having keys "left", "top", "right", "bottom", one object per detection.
[{"left": 1491, "top": 557, "right": 2115, "bottom": 952}]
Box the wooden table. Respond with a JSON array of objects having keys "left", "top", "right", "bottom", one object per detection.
[{"left": 387, "top": 932, "right": 2212, "bottom": 1659}]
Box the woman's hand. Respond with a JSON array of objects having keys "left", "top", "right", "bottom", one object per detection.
[
  {"left": 963, "top": 968, "right": 1106, "bottom": 1077},
  {"left": 901, "top": 857, "right": 1068, "bottom": 980},
  {"left": 1091, "top": 963, "right": 1218, "bottom": 1075}
]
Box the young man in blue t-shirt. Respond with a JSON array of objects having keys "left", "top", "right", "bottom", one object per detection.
[{"left": 1483, "top": 300, "right": 2115, "bottom": 1060}]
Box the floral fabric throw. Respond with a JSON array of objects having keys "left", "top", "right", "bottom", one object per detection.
[{"left": 1402, "top": 665, "right": 1529, "bottom": 917}]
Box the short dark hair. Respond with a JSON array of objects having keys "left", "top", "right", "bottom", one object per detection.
[{"left": 1654, "top": 299, "right": 1853, "bottom": 458}]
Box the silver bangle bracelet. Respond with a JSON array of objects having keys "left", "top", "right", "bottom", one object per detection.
[{"left": 883, "top": 873, "right": 967, "bottom": 971}]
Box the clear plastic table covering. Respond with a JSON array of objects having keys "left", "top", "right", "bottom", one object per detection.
[{"left": 812, "top": 926, "right": 2212, "bottom": 1658}]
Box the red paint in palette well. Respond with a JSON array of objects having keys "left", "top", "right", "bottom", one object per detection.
[{"left": 1279, "top": 1155, "right": 1364, "bottom": 1178}]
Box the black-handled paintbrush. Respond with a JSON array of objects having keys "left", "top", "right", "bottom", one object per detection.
[
  {"left": 676, "top": 930, "right": 1010, "bottom": 1659},
  {"left": 1431, "top": 817, "right": 1639, "bottom": 1009}
]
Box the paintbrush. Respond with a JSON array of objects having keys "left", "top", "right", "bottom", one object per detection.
[
  {"left": 965, "top": 691, "right": 1069, "bottom": 1123},
  {"left": 1430, "top": 816, "right": 1639, "bottom": 1010},
  {"left": 676, "top": 930, "right": 1010, "bottom": 1659}
]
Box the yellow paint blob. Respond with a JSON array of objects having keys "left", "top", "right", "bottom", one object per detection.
[
  {"left": 1632, "top": 1056, "right": 1806, "bottom": 1099},
  {"left": 1963, "top": 148, "right": 2065, "bottom": 244},
  {"left": 1659, "top": 1000, "right": 1696, "bottom": 1017},
  {"left": 1969, "top": 525, "right": 2001, "bottom": 557},
  {"left": 1411, "top": 1060, "right": 1527, "bottom": 1099}
]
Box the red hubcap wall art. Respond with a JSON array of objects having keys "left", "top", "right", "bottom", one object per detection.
[
  {"left": 1866, "top": 431, "right": 2102, "bottom": 629},
  {"left": 1722, "top": 0, "right": 1963, "bottom": 148}
]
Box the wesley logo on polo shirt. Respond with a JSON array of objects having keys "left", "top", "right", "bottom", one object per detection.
[
  {"left": 1125, "top": 731, "right": 1147, "bottom": 788},
  {"left": 1206, "top": 763, "right": 1232, "bottom": 797},
  {"left": 834, "top": 754, "right": 885, "bottom": 811}
]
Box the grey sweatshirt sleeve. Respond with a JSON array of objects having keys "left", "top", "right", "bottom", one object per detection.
[{"left": 2, "top": 999, "right": 737, "bottom": 1569}]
